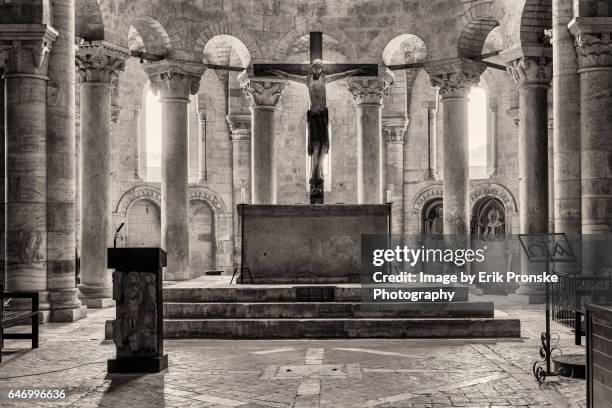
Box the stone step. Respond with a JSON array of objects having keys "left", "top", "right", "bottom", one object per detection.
[
  {"left": 163, "top": 284, "right": 469, "bottom": 303},
  {"left": 163, "top": 301, "right": 495, "bottom": 319},
  {"left": 162, "top": 318, "right": 521, "bottom": 339}
]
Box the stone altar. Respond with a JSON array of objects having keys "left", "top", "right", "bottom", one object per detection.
[
  {"left": 107, "top": 248, "right": 168, "bottom": 373},
  {"left": 239, "top": 205, "right": 390, "bottom": 283}
]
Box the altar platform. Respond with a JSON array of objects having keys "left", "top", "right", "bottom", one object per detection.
[{"left": 103, "top": 276, "right": 522, "bottom": 340}]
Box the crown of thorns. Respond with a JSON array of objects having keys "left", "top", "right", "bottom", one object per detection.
[{"left": 311, "top": 59, "right": 323, "bottom": 67}]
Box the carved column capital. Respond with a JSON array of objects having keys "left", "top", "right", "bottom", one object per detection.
[
  {"left": 238, "top": 73, "right": 286, "bottom": 109},
  {"left": 425, "top": 59, "right": 484, "bottom": 99},
  {"left": 505, "top": 56, "right": 552, "bottom": 89},
  {"left": 76, "top": 41, "right": 130, "bottom": 84},
  {"left": 382, "top": 116, "right": 408, "bottom": 144},
  {"left": 347, "top": 70, "right": 394, "bottom": 106},
  {"left": 226, "top": 114, "right": 252, "bottom": 140},
  {"left": 0, "top": 24, "right": 58, "bottom": 77},
  {"left": 144, "top": 59, "right": 206, "bottom": 101},
  {"left": 569, "top": 18, "right": 612, "bottom": 70}
]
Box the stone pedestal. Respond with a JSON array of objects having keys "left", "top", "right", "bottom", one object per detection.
[
  {"left": 108, "top": 248, "right": 168, "bottom": 373},
  {"left": 348, "top": 72, "right": 393, "bottom": 205},
  {"left": 504, "top": 49, "right": 553, "bottom": 302},
  {"left": 146, "top": 60, "right": 205, "bottom": 281},
  {"left": 239, "top": 75, "right": 285, "bottom": 204},
  {"left": 426, "top": 59, "right": 484, "bottom": 236},
  {"left": 1, "top": 25, "right": 57, "bottom": 311},
  {"left": 76, "top": 41, "right": 129, "bottom": 307},
  {"left": 382, "top": 117, "right": 407, "bottom": 235},
  {"left": 46, "top": 0, "right": 86, "bottom": 321},
  {"left": 239, "top": 205, "right": 389, "bottom": 283}
]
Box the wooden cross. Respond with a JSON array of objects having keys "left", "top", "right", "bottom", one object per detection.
[{"left": 253, "top": 32, "right": 378, "bottom": 77}]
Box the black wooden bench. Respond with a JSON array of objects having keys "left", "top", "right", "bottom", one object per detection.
[{"left": 0, "top": 284, "right": 39, "bottom": 362}]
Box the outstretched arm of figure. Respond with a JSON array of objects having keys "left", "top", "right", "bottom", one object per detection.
[
  {"left": 266, "top": 68, "right": 307, "bottom": 84},
  {"left": 325, "top": 67, "right": 367, "bottom": 83}
]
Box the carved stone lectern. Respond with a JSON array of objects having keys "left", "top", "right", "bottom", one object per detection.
[{"left": 107, "top": 248, "right": 168, "bottom": 373}]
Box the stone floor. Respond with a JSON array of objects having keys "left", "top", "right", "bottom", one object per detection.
[{"left": 0, "top": 295, "right": 586, "bottom": 407}]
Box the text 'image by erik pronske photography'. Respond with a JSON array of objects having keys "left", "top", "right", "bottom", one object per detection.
[{"left": 0, "top": 1, "right": 611, "bottom": 407}]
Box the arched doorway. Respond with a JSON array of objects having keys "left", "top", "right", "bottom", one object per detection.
[
  {"left": 126, "top": 200, "right": 161, "bottom": 247},
  {"left": 422, "top": 199, "right": 443, "bottom": 239},
  {"left": 189, "top": 200, "right": 215, "bottom": 274}
]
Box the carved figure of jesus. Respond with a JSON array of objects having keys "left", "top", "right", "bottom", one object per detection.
[{"left": 268, "top": 59, "right": 364, "bottom": 183}]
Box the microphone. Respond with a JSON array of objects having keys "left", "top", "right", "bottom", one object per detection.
[{"left": 114, "top": 223, "right": 125, "bottom": 248}]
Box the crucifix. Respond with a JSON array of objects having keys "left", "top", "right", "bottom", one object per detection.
[{"left": 254, "top": 32, "right": 378, "bottom": 204}]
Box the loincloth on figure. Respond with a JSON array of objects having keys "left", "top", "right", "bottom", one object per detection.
[{"left": 307, "top": 108, "right": 329, "bottom": 156}]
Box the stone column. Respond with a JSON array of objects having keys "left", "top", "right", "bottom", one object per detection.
[
  {"left": 504, "top": 50, "right": 552, "bottom": 302},
  {"left": 227, "top": 114, "right": 251, "bottom": 264},
  {"left": 45, "top": 0, "right": 86, "bottom": 321},
  {"left": 382, "top": 117, "right": 407, "bottom": 235},
  {"left": 239, "top": 75, "right": 285, "bottom": 204},
  {"left": 552, "top": 0, "right": 582, "bottom": 234},
  {"left": 76, "top": 41, "right": 129, "bottom": 307},
  {"left": 0, "top": 25, "right": 57, "bottom": 312},
  {"left": 424, "top": 100, "right": 439, "bottom": 180},
  {"left": 488, "top": 99, "right": 499, "bottom": 176},
  {"left": 133, "top": 104, "right": 143, "bottom": 180},
  {"left": 569, "top": 17, "right": 612, "bottom": 275},
  {"left": 348, "top": 72, "right": 393, "bottom": 204},
  {"left": 0, "top": 66, "right": 4, "bottom": 286},
  {"left": 426, "top": 60, "right": 484, "bottom": 235},
  {"left": 146, "top": 60, "right": 205, "bottom": 281},
  {"left": 197, "top": 108, "right": 207, "bottom": 182}
]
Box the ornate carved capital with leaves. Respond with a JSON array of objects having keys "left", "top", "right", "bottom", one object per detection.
[
  {"left": 506, "top": 56, "right": 552, "bottom": 89},
  {"left": 569, "top": 18, "right": 612, "bottom": 70},
  {"left": 0, "top": 24, "right": 58, "bottom": 77},
  {"left": 76, "top": 41, "right": 130, "bottom": 84},
  {"left": 425, "top": 59, "right": 484, "bottom": 99},
  {"left": 347, "top": 70, "right": 394, "bottom": 106},
  {"left": 226, "top": 114, "right": 251, "bottom": 140},
  {"left": 145, "top": 59, "right": 206, "bottom": 101}
]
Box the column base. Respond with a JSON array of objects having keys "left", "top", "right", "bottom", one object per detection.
[
  {"left": 80, "top": 297, "right": 115, "bottom": 309},
  {"left": 78, "top": 284, "right": 113, "bottom": 308},
  {"left": 49, "top": 305, "right": 88, "bottom": 322}
]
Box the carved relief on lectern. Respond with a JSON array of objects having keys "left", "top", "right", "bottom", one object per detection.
[{"left": 112, "top": 271, "right": 158, "bottom": 357}]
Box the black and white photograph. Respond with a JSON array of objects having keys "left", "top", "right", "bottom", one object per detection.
[{"left": 0, "top": 1, "right": 611, "bottom": 407}]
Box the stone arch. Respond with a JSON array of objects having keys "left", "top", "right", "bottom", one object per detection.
[
  {"left": 128, "top": 16, "right": 172, "bottom": 56},
  {"left": 410, "top": 184, "right": 443, "bottom": 218},
  {"left": 189, "top": 199, "right": 216, "bottom": 272},
  {"left": 194, "top": 20, "right": 261, "bottom": 64},
  {"left": 382, "top": 34, "right": 428, "bottom": 66},
  {"left": 189, "top": 186, "right": 232, "bottom": 271},
  {"left": 274, "top": 24, "right": 359, "bottom": 62},
  {"left": 422, "top": 198, "right": 444, "bottom": 238},
  {"left": 458, "top": 2, "right": 502, "bottom": 58},
  {"left": 202, "top": 34, "right": 252, "bottom": 68},
  {"left": 469, "top": 182, "right": 517, "bottom": 213},
  {"left": 188, "top": 186, "right": 228, "bottom": 214},
  {"left": 114, "top": 185, "right": 162, "bottom": 218},
  {"left": 75, "top": 0, "right": 105, "bottom": 41},
  {"left": 520, "top": 0, "right": 552, "bottom": 46},
  {"left": 112, "top": 185, "right": 162, "bottom": 248}
]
